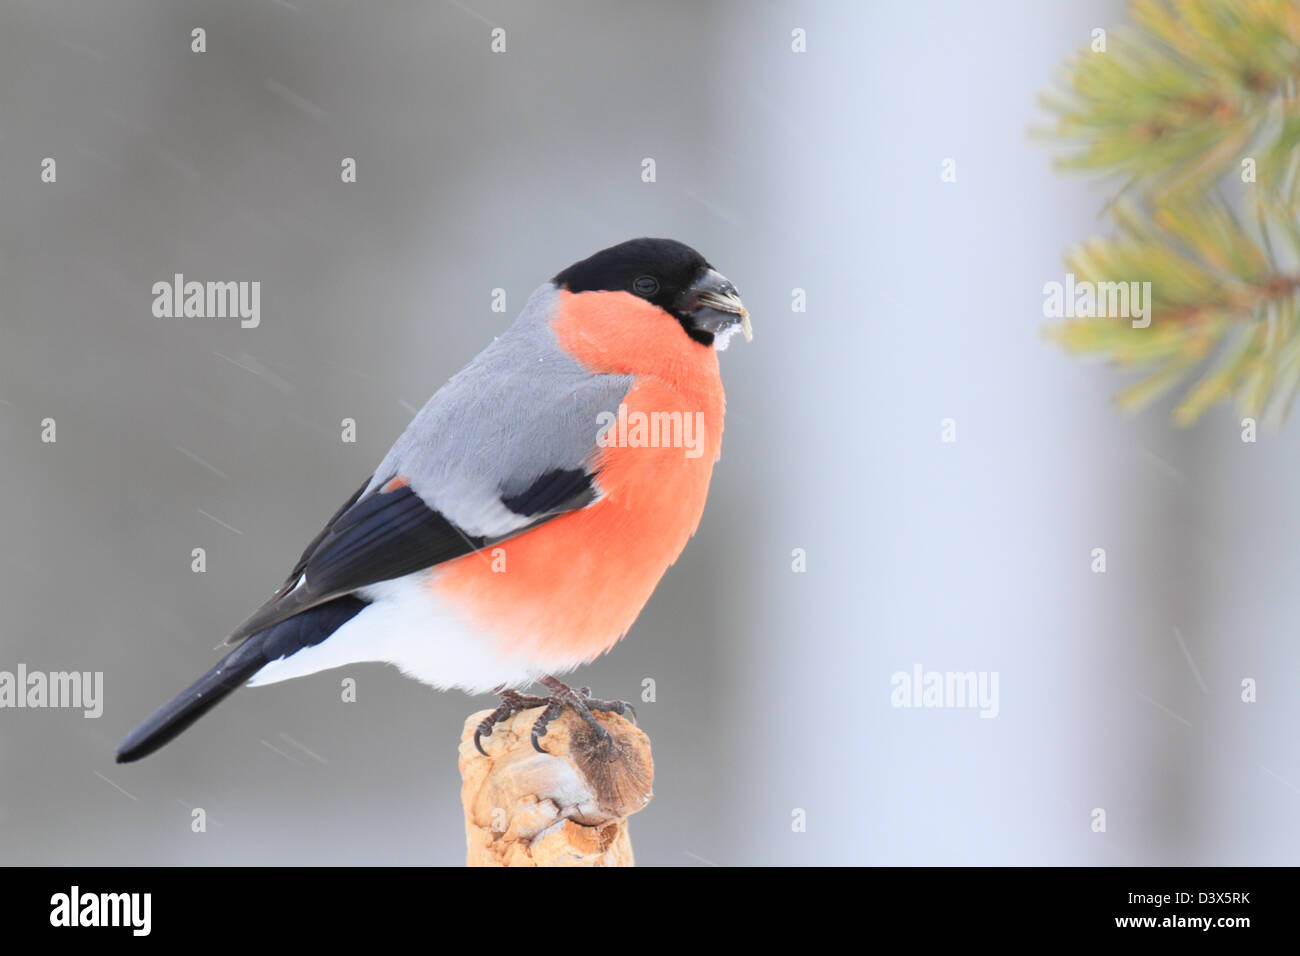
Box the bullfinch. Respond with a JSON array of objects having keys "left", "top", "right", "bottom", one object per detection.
[{"left": 115, "top": 237, "right": 750, "bottom": 763}]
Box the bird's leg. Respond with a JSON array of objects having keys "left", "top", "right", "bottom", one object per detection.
[
  {"left": 473, "top": 685, "right": 551, "bottom": 756},
  {"left": 529, "top": 675, "right": 637, "bottom": 755}
]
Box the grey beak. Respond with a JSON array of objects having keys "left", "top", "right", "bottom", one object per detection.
[{"left": 682, "top": 268, "right": 752, "bottom": 343}]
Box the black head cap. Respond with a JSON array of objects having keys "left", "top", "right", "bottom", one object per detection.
[{"left": 553, "top": 238, "right": 718, "bottom": 345}]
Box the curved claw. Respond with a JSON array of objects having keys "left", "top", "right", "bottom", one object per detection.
[
  {"left": 531, "top": 729, "right": 550, "bottom": 754},
  {"left": 474, "top": 728, "right": 490, "bottom": 757},
  {"left": 530, "top": 700, "right": 564, "bottom": 753}
]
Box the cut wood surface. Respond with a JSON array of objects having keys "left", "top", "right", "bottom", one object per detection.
[{"left": 458, "top": 706, "right": 653, "bottom": 866}]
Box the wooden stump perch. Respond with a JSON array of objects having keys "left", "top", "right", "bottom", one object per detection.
[{"left": 458, "top": 706, "right": 653, "bottom": 866}]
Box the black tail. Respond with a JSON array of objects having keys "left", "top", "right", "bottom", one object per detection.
[{"left": 115, "top": 596, "right": 367, "bottom": 763}]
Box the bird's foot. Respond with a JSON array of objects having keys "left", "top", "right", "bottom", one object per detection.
[
  {"left": 473, "top": 678, "right": 636, "bottom": 758},
  {"left": 473, "top": 687, "right": 551, "bottom": 756},
  {"left": 529, "top": 676, "right": 637, "bottom": 757}
]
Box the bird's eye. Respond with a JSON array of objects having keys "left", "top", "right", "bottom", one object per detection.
[{"left": 632, "top": 275, "right": 659, "bottom": 297}]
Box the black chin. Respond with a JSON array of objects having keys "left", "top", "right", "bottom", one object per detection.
[
  {"left": 677, "top": 316, "right": 714, "bottom": 347},
  {"left": 681, "top": 305, "right": 747, "bottom": 346}
]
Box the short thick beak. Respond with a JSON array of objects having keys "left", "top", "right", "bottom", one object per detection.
[{"left": 683, "top": 268, "right": 752, "bottom": 344}]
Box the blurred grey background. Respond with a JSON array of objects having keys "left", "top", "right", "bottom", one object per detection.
[{"left": 2, "top": 0, "right": 1297, "bottom": 866}]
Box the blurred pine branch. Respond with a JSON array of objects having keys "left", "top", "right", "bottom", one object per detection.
[{"left": 1042, "top": 0, "right": 1300, "bottom": 424}]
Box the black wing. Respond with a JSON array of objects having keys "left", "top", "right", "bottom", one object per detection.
[{"left": 225, "top": 469, "right": 596, "bottom": 646}]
